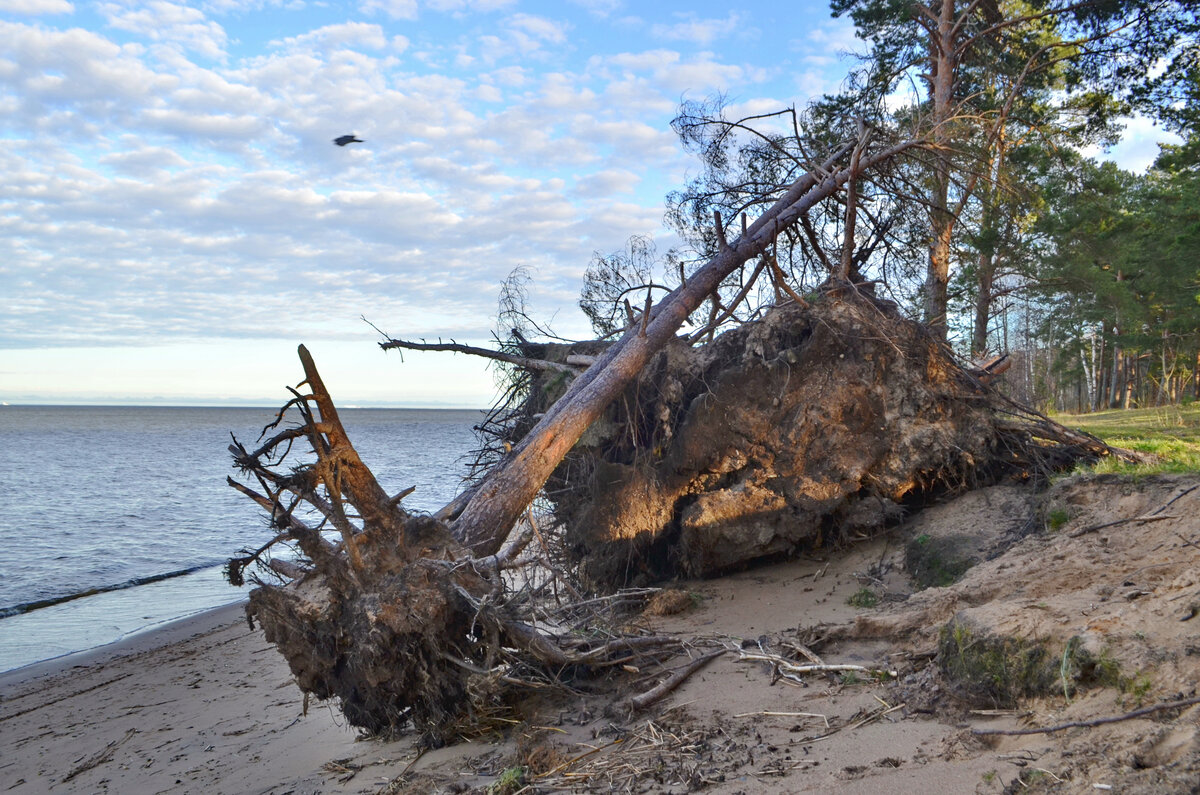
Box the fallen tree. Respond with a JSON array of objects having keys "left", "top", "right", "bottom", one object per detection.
[{"left": 226, "top": 130, "right": 1139, "bottom": 741}]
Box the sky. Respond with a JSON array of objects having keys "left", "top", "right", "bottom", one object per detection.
[{"left": 0, "top": 0, "right": 1178, "bottom": 407}]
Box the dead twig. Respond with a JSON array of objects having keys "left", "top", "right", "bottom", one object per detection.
[
  {"left": 808, "top": 702, "right": 906, "bottom": 743},
  {"left": 972, "top": 695, "right": 1200, "bottom": 736},
  {"left": 1069, "top": 514, "right": 1178, "bottom": 538},
  {"left": 733, "top": 711, "right": 830, "bottom": 727},
  {"left": 62, "top": 729, "right": 137, "bottom": 783},
  {"left": 618, "top": 649, "right": 725, "bottom": 713},
  {"left": 738, "top": 651, "right": 897, "bottom": 679}
]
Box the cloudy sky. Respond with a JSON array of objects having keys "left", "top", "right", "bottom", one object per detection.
[{"left": 0, "top": 0, "right": 1173, "bottom": 407}]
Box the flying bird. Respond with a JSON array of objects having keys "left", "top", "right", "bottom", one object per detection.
[{"left": 333, "top": 135, "right": 364, "bottom": 146}]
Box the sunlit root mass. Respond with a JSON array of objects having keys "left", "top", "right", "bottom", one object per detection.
[{"left": 503, "top": 286, "right": 1117, "bottom": 587}]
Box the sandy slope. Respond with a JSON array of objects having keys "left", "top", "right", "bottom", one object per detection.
[{"left": 2, "top": 473, "right": 1198, "bottom": 794}]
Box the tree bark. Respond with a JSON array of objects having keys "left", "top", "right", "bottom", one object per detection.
[{"left": 922, "top": 0, "right": 958, "bottom": 338}]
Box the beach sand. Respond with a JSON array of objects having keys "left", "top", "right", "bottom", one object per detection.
[
  {"left": 3, "top": 474, "right": 1199, "bottom": 793},
  {"left": 0, "top": 603, "right": 445, "bottom": 794},
  {"left": 0, "top": 544, "right": 993, "bottom": 795}
]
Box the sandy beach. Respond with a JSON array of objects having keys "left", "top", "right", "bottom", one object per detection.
[
  {"left": 3, "top": 475, "right": 1199, "bottom": 793},
  {"left": 0, "top": 547, "right": 975, "bottom": 795},
  {"left": 0, "top": 603, "right": 438, "bottom": 794}
]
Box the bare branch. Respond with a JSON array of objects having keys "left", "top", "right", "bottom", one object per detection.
[{"left": 379, "top": 337, "right": 582, "bottom": 375}]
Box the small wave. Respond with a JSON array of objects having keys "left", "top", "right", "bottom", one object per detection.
[{"left": 0, "top": 563, "right": 223, "bottom": 619}]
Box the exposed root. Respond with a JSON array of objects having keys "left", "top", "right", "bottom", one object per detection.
[{"left": 228, "top": 346, "right": 687, "bottom": 742}]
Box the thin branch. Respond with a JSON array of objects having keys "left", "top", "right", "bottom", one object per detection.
[
  {"left": 619, "top": 649, "right": 725, "bottom": 713},
  {"left": 380, "top": 338, "right": 581, "bottom": 375},
  {"left": 972, "top": 695, "right": 1200, "bottom": 737}
]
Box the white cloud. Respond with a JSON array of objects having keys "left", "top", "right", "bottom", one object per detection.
[
  {"left": 651, "top": 11, "right": 740, "bottom": 45},
  {"left": 507, "top": 13, "right": 569, "bottom": 44},
  {"left": 100, "top": 1, "right": 228, "bottom": 60},
  {"left": 271, "top": 22, "right": 390, "bottom": 53},
  {"left": 589, "top": 48, "right": 752, "bottom": 97},
  {"left": 1085, "top": 115, "right": 1182, "bottom": 174},
  {"left": 474, "top": 83, "right": 502, "bottom": 102},
  {"left": 573, "top": 168, "right": 639, "bottom": 195},
  {"left": 567, "top": 0, "right": 621, "bottom": 18},
  {"left": 796, "top": 16, "right": 861, "bottom": 55},
  {"left": 99, "top": 143, "right": 188, "bottom": 177},
  {"left": 0, "top": 0, "right": 72, "bottom": 13},
  {"left": 426, "top": 0, "right": 516, "bottom": 11},
  {"left": 359, "top": 0, "right": 416, "bottom": 21},
  {"left": 1, "top": 5, "right": 818, "bottom": 403},
  {"left": 141, "top": 108, "right": 265, "bottom": 139},
  {"left": 0, "top": 22, "right": 179, "bottom": 133}
]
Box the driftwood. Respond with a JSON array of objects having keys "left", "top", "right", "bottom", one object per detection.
[
  {"left": 738, "top": 651, "right": 898, "bottom": 681},
  {"left": 617, "top": 649, "right": 725, "bottom": 714}
]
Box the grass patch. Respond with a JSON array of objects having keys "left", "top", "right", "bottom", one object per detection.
[
  {"left": 936, "top": 621, "right": 1119, "bottom": 708},
  {"left": 847, "top": 587, "right": 879, "bottom": 608},
  {"left": 905, "top": 533, "right": 974, "bottom": 589},
  {"left": 1046, "top": 507, "right": 1070, "bottom": 531},
  {"left": 1120, "top": 671, "right": 1155, "bottom": 705},
  {"left": 488, "top": 766, "right": 526, "bottom": 795},
  {"left": 1057, "top": 405, "right": 1200, "bottom": 474}
]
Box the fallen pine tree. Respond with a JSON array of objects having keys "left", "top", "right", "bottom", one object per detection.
[{"left": 225, "top": 132, "right": 1141, "bottom": 743}]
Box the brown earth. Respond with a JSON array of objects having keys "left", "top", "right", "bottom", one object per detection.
[{"left": 2, "top": 472, "right": 1198, "bottom": 793}]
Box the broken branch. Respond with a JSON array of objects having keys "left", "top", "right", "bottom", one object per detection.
[{"left": 972, "top": 695, "right": 1200, "bottom": 736}]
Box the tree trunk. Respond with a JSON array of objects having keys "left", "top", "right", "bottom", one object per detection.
[
  {"left": 452, "top": 141, "right": 916, "bottom": 555},
  {"left": 922, "top": 0, "right": 958, "bottom": 339}
]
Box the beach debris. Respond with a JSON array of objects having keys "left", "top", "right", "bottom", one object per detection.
[
  {"left": 971, "top": 694, "right": 1200, "bottom": 737},
  {"left": 614, "top": 648, "right": 725, "bottom": 715},
  {"left": 61, "top": 728, "right": 137, "bottom": 783}
]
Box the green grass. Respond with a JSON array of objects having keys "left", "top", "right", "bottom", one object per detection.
[
  {"left": 1056, "top": 405, "right": 1200, "bottom": 474},
  {"left": 847, "top": 587, "right": 879, "bottom": 608}
]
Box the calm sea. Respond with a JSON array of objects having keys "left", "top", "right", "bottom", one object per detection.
[{"left": 0, "top": 405, "right": 481, "bottom": 673}]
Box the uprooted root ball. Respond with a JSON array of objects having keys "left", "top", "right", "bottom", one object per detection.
[
  {"left": 247, "top": 516, "right": 493, "bottom": 742},
  {"left": 523, "top": 290, "right": 1090, "bottom": 587}
]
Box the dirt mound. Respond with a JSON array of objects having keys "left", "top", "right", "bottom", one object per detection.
[{"left": 535, "top": 290, "right": 1080, "bottom": 587}]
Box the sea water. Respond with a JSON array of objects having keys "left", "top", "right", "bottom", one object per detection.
[{"left": 0, "top": 405, "right": 481, "bottom": 672}]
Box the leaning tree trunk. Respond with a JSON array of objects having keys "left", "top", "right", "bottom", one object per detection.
[{"left": 451, "top": 138, "right": 919, "bottom": 557}]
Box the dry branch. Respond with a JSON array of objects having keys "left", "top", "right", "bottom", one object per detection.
[
  {"left": 62, "top": 729, "right": 137, "bottom": 783},
  {"left": 738, "top": 651, "right": 898, "bottom": 680},
  {"left": 971, "top": 695, "right": 1200, "bottom": 737},
  {"left": 379, "top": 337, "right": 581, "bottom": 375},
  {"left": 617, "top": 649, "right": 725, "bottom": 713}
]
